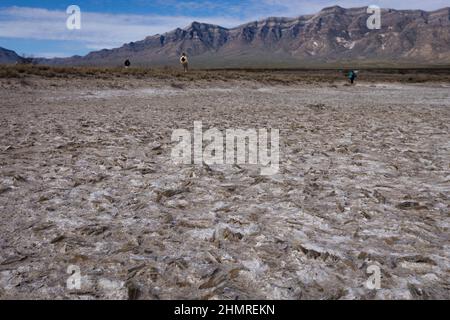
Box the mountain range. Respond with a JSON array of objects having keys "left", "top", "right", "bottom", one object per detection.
[{"left": 2, "top": 6, "right": 450, "bottom": 67}]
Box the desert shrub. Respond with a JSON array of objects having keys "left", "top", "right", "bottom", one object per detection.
[{"left": 0, "top": 68, "right": 19, "bottom": 78}]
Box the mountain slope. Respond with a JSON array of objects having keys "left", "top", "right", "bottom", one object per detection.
[
  {"left": 0, "top": 47, "right": 23, "bottom": 65},
  {"left": 45, "top": 6, "right": 450, "bottom": 67}
]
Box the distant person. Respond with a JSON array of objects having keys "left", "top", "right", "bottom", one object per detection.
[
  {"left": 180, "top": 53, "right": 189, "bottom": 73},
  {"left": 124, "top": 59, "right": 131, "bottom": 68},
  {"left": 348, "top": 70, "right": 357, "bottom": 84}
]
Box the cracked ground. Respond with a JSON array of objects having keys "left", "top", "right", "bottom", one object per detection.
[{"left": 0, "top": 74, "right": 449, "bottom": 299}]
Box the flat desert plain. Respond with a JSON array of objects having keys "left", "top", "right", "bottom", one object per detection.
[{"left": 0, "top": 69, "right": 449, "bottom": 299}]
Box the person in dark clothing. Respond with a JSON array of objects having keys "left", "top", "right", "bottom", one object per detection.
[{"left": 348, "top": 70, "right": 357, "bottom": 84}]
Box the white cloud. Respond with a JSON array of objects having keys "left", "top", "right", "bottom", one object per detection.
[{"left": 0, "top": 6, "right": 247, "bottom": 50}]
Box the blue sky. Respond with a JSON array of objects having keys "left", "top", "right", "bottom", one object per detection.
[{"left": 0, "top": 0, "right": 448, "bottom": 58}]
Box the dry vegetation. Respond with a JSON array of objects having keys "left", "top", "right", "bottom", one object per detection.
[{"left": 1, "top": 65, "right": 450, "bottom": 87}]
